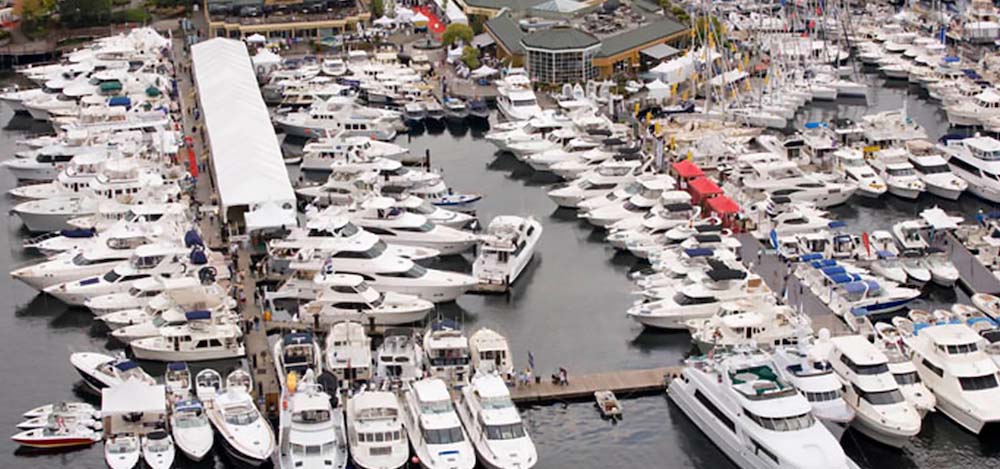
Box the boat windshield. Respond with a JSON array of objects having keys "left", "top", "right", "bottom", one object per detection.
[
  {"left": 745, "top": 410, "right": 815, "bottom": 432},
  {"left": 418, "top": 399, "right": 452, "bottom": 414},
  {"left": 381, "top": 264, "right": 426, "bottom": 278},
  {"left": 357, "top": 431, "right": 401, "bottom": 444},
  {"left": 893, "top": 371, "right": 920, "bottom": 385},
  {"left": 887, "top": 167, "right": 916, "bottom": 176},
  {"left": 292, "top": 408, "right": 331, "bottom": 424},
  {"left": 513, "top": 99, "right": 537, "bottom": 108},
  {"left": 107, "top": 438, "right": 137, "bottom": 453},
  {"left": 858, "top": 387, "right": 904, "bottom": 405},
  {"left": 802, "top": 389, "right": 842, "bottom": 402},
  {"left": 103, "top": 270, "right": 122, "bottom": 282},
  {"left": 174, "top": 412, "right": 206, "bottom": 428},
  {"left": 291, "top": 442, "right": 337, "bottom": 456},
  {"left": 410, "top": 201, "right": 436, "bottom": 215},
  {"left": 480, "top": 396, "right": 515, "bottom": 410},
  {"left": 396, "top": 221, "right": 434, "bottom": 233},
  {"left": 73, "top": 253, "right": 99, "bottom": 266},
  {"left": 224, "top": 403, "right": 259, "bottom": 425},
  {"left": 422, "top": 426, "right": 464, "bottom": 444},
  {"left": 484, "top": 423, "right": 526, "bottom": 440}
]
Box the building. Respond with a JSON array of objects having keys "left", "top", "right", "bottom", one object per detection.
[
  {"left": 481, "top": 0, "right": 689, "bottom": 82},
  {"left": 202, "top": 0, "right": 369, "bottom": 40}
]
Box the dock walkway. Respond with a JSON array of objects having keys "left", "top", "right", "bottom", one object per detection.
[{"left": 509, "top": 367, "right": 678, "bottom": 404}]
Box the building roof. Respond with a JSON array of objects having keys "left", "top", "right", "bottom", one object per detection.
[
  {"left": 460, "top": 0, "right": 545, "bottom": 10},
  {"left": 531, "top": 0, "right": 589, "bottom": 14},
  {"left": 486, "top": 11, "right": 527, "bottom": 55},
  {"left": 522, "top": 26, "right": 599, "bottom": 50},
  {"left": 597, "top": 18, "right": 687, "bottom": 58}
]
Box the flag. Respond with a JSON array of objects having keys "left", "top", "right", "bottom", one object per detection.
[
  {"left": 770, "top": 229, "right": 779, "bottom": 249},
  {"left": 528, "top": 351, "right": 535, "bottom": 370}
]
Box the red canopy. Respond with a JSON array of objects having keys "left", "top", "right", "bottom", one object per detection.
[
  {"left": 671, "top": 160, "right": 704, "bottom": 179},
  {"left": 707, "top": 195, "right": 740, "bottom": 215},
  {"left": 688, "top": 177, "right": 722, "bottom": 199}
]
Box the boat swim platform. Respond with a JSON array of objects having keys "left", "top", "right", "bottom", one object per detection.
[{"left": 508, "top": 367, "right": 680, "bottom": 405}]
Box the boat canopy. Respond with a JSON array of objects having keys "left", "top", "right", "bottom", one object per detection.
[
  {"left": 799, "top": 253, "right": 824, "bottom": 262},
  {"left": 820, "top": 266, "right": 847, "bottom": 276},
  {"left": 114, "top": 360, "right": 140, "bottom": 371},
  {"left": 706, "top": 195, "right": 739, "bottom": 215},
  {"left": 695, "top": 224, "right": 723, "bottom": 233},
  {"left": 683, "top": 248, "right": 714, "bottom": 257},
  {"left": 184, "top": 229, "right": 204, "bottom": 248},
  {"left": 828, "top": 273, "right": 861, "bottom": 284},
  {"left": 167, "top": 362, "right": 188, "bottom": 371},
  {"left": 828, "top": 221, "right": 847, "bottom": 229},
  {"left": 688, "top": 177, "right": 723, "bottom": 199},
  {"left": 60, "top": 228, "right": 95, "bottom": 238},
  {"left": 671, "top": 160, "right": 704, "bottom": 179},
  {"left": 185, "top": 310, "right": 211, "bottom": 321},
  {"left": 810, "top": 259, "right": 836, "bottom": 269}
]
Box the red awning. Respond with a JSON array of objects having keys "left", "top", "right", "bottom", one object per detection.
[
  {"left": 671, "top": 160, "right": 704, "bottom": 179},
  {"left": 707, "top": 195, "right": 740, "bottom": 215},
  {"left": 688, "top": 177, "right": 722, "bottom": 197}
]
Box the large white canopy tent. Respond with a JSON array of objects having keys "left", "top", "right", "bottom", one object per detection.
[{"left": 191, "top": 38, "right": 296, "bottom": 232}]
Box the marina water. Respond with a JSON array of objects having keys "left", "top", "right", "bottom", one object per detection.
[{"left": 1, "top": 68, "right": 998, "bottom": 469}]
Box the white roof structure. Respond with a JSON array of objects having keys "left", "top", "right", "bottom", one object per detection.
[
  {"left": 920, "top": 207, "right": 963, "bottom": 230},
  {"left": 245, "top": 33, "right": 266, "bottom": 43},
  {"left": 411, "top": 12, "right": 430, "bottom": 24},
  {"left": 191, "top": 39, "right": 296, "bottom": 226},
  {"left": 373, "top": 15, "right": 396, "bottom": 27},
  {"left": 645, "top": 79, "right": 670, "bottom": 100},
  {"left": 532, "top": 0, "right": 588, "bottom": 14},
  {"left": 101, "top": 380, "right": 167, "bottom": 414},
  {"left": 471, "top": 65, "right": 499, "bottom": 78}
]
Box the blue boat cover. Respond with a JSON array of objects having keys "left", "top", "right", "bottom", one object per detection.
[
  {"left": 821, "top": 266, "right": 847, "bottom": 276},
  {"left": 864, "top": 280, "right": 881, "bottom": 294},
  {"left": 431, "top": 319, "right": 461, "bottom": 332},
  {"left": 913, "top": 322, "right": 930, "bottom": 335},
  {"left": 968, "top": 316, "right": 998, "bottom": 328},
  {"left": 828, "top": 221, "right": 846, "bottom": 229},
  {"left": 167, "top": 362, "right": 188, "bottom": 371},
  {"left": 185, "top": 310, "right": 211, "bottom": 321},
  {"left": 684, "top": 248, "right": 714, "bottom": 257},
  {"left": 184, "top": 229, "right": 204, "bottom": 248},
  {"left": 810, "top": 259, "right": 836, "bottom": 269},
  {"left": 800, "top": 253, "right": 824, "bottom": 262},
  {"left": 943, "top": 55, "right": 960, "bottom": 63},
  {"left": 174, "top": 400, "right": 203, "bottom": 412},
  {"left": 60, "top": 228, "right": 95, "bottom": 238},
  {"left": 829, "top": 273, "right": 860, "bottom": 284},
  {"left": 114, "top": 360, "right": 139, "bottom": 371},
  {"left": 804, "top": 122, "right": 825, "bottom": 129},
  {"left": 876, "top": 250, "right": 896, "bottom": 259},
  {"left": 189, "top": 248, "right": 208, "bottom": 265},
  {"left": 80, "top": 277, "right": 100, "bottom": 286}
]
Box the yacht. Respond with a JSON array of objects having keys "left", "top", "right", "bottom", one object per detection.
[
  {"left": 578, "top": 175, "right": 675, "bottom": 227},
  {"left": 547, "top": 164, "right": 637, "bottom": 208},
  {"left": 8, "top": 150, "right": 108, "bottom": 200},
  {"left": 828, "top": 335, "right": 922, "bottom": 448},
  {"left": 400, "top": 378, "right": 476, "bottom": 469},
  {"left": 207, "top": 372, "right": 276, "bottom": 466},
  {"left": 871, "top": 323, "right": 937, "bottom": 417},
  {"left": 945, "top": 88, "right": 1000, "bottom": 127},
  {"left": 293, "top": 272, "right": 434, "bottom": 326},
  {"left": 325, "top": 321, "right": 373, "bottom": 383},
  {"left": 472, "top": 216, "right": 541, "bottom": 289},
  {"left": 69, "top": 352, "right": 154, "bottom": 392},
  {"left": 456, "top": 373, "right": 537, "bottom": 469},
  {"left": 905, "top": 323, "right": 1000, "bottom": 434},
  {"left": 832, "top": 148, "right": 887, "bottom": 198},
  {"left": 11, "top": 245, "right": 132, "bottom": 290},
  {"left": 84, "top": 276, "right": 168, "bottom": 315},
  {"left": 268, "top": 215, "right": 441, "bottom": 263},
  {"left": 496, "top": 71, "right": 542, "bottom": 121},
  {"left": 905, "top": 140, "right": 968, "bottom": 200},
  {"left": 128, "top": 311, "right": 244, "bottom": 362},
  {"left": 687, "top": 299, "right": 812, "bottom": 353},
  {"left": 322, "top": 57, "right": 348, "bottom": 76},
  {"left": 468, "top": 328, "right": 514, "bottom": 377},
  {"left": 169, "top": 399, "right": 213, "bottom": 461},
  {"left": 273, "top": 332, "right": 323, "bottom": 386},
  {"left": 939, "top": 136, "right": 1000, "bottom": 203},
  {"left": 735, "top": 159, "right": 856, "bottom": 208},
  {"left": 301, "top": 132, "right": 411, "bottom": 171},
  {"left": 346, "top": 390, "right": 409, "bottom": 469},
  {"left": 381, "top": 190, "right": 476, "bottom": 229},
  {"left": 443, "top": 97, "right": 469, "bottom": 123},
  {"left": 424, "top": 319, "right": 472, "bottom": 388},
  {"left": 375, "top": 330, "right": 424, "bottom": 385},
  {"left": 956, "top": 0, "right": 1000, "bottom": 43},
  {"left": 274, "top": 96, "right": 399, "bottom": 141},
  {"left": 627, "top": 266, "right": 770, "bottom": 330},
  {"left": 339, "top": 198, "right": 479, "bottom": 255},
  {"left": 869, "top": 148, "right": 926, "bottom": 199},
  {"left": 277, "top": 370, "right": 348, "bottom": 469},
  {"left": 140, "top": 431, "right": 175, "bottom": 469},
  {"left": 773, "top": 338, "right": 856, "bottom": 440},
  {"left": 668, "top": 351, "right": 861, "bottom": 468}
]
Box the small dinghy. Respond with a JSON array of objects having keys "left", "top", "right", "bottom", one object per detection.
[
  {"left": 973, "top": 293, "right": 1000, "bottom": 319},
  {"left": 170, "top": 399, "right": 214, "bottom": 461},
  {"left": 594, "top": 390, "right": 622, "bottom": 419},
  {"left": 164, "top": 362, "right": 192, "bottom": 401},
  {"left": 141, "top": 430, "right": 175, "bottom": 469},
  {"left": 104, "top": 434, "right": 140, "bottom": 469},
  {"left": 23, "top": 401, "right": 97, "bottom": 419}
]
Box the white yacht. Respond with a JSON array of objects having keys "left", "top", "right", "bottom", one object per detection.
[
  {"left": 375, "top": 330, "right": 424, "bottom": 385},
  {"left": 301, "top": 132, "right": 411, "bottom": 171},
  {"left": 324, "top": 321, "right": 373, "bottom": 383},
  {"left": 736, "top": 159, "right": 856, "bottom": 208},
  {"left": 773, "top": 338, "right": 856, "bottom": 440},
  {"left": 945, "top": 87, "right": 1000, "bottom": 127},
  {"left": 546, "top": 163, "right": 637, "bottom": 208},
  {"left": 11, "top": 245, "right": 132, "bottom": 291},
  {"left": 293, "top": 272, "right": 434, "bottom": 326},
  {"left": 129, "top": 311, "right": 244, "bottom": 362},
  {"left": 381, "top": 190, "right": 476, "bottom": 229},
  {"left": 832, "top": 148, "right": 887, "bottom": 198},
  {"left": 939, "top": 136, "right": 1000, "bottom": 203},
  {"left": 578, "top": 175, "right": 675, "bottom": 227},
  {"left": 274, "top": 96, "right": 399, "bottom": 141},
  {"left": 496, "top": 71, "right": 542, "bottom": 121},
  {"left": 468, "top": 328, "right": 514, "bottom": 377},
  {"left": 338, "top": 198, "right": 479, "bottom": 255},
  {"left": 905, "top": 140, "right": 968, "bottom": 200},
  {"left": 627, "top": 266, "right": 770, "bottom": 330},
  {"left": 828, "top": 335, "right": 922, "bottom": 448},
  {"left": 207, "top": 372, "right": 276, "bottom": 466},
  {"left": 905, "top": 323, "right": 1000, "bottom": 434},
  {"left": 346, "top": 390, "right": 409, "bottom": 469},
  {"left": 668, "top": 351, "right": 861, "bottom": 468},
  {"left": 688, "top": 299, "right": 812, "bottom": 353},
  {"left": 456, "top": 373, "right": 537, "bottom": 469},
  {"left": 400, "top": 378, "right": 476, "bottom": 469},
  {"left": 169, "top": 399, "right": 213, "bottom": 461},
  {"left": 277, "top": 370, "right": 348, "bottom": 469},
  {"left": 424, "top": 319, "right": 472, "bottom": 388},
  {"left": 84, "top": 276, "right": 168, "bottom": 315},
  {"left": 69, "top": 352, "right": 154, "bottom": 392},
  {"left": 869, "top": 148, "right": 926, "bottom": 199},
  {"left": 871, "top": 323, "right": 937, "bottom": 417},
  {"left": 472, "top": 216, "right": 541, "bottom": 289}
]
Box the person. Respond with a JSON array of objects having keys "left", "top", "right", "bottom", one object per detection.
[
  {"left": 525, "top": 367, "right": 533, "bottom": 386},
  {"left": 253, "top": 316, "right": 260, "bottom": 331},
  {"left": 558, "top": 367, "right": 568, "bottom": 386}
]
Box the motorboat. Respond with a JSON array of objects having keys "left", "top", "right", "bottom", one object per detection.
[
  {"left": 870, "top": 323, "right": 937, "bottom": 417},
  {"left": 924, "top": 247, "right": 959, "bottom": 287},
  {"left": 547, "top": 164, "right": 637, "bottom": 208},
  {"left": 346, "top": 390, "right": 409, "bottom": 469},
  {"left": 169, "top": 399, "right": 213, "bottom": 461},
  {"left": 945, "top": 87, "right": 1000, "bottom": 127},
  {"left": 579, "top": 175, "right": 675, "bottom": 227},
  {"left": 17, "top": 411, "right": 101, "bottom": 431},
  {"left": 424, "top": 319, "right": 472, "bottom": 388},
  {"left": 973, "top": 293, "right": 1000, "bottom": 319},
  {"left": 832, "top": 148, "right": 887, "bottom": 198},
  {"left": 828, "top": 335, "right": 922, "bottom": 448},
  {"left": 400, "top": 378, "right": 476, "bottom": 469},
  {"left": 69, "top": 352, "right": 154, "bottom": 392},
  {"left": 467, "top": 99, "right": 490, "bottom": 121},
  {"left": 468, "top": 327, "right": 514, "bottom": 377},
  {"left": 396, "top": 180, "right": 483, "bottom": 211},
  {"left": 375, "top": 330, "right": 424, "bottom": 385},
  {"left": 507, "top": 127, "right": 580, "bottom": 160},
  {"left": 164, "top": 361, "right": 191, "bottom": 400},
  {"left": 105, "top": 434, "right": 141, "bottom": 469},
  {"left": 773, "top": 338, "right": 856, "bottom": 440},
  {"left": 905, "top": 140, "right": 968, "bottom": 200},
  {"left": 667, "top": 350, "right": 861, "bottom": 468},
  {"left": 129, "top": 311, "right": 245, "bottom": 362},
  {"left": 938, "top": 136, "right": 1000, "bottom": 203},
  {"left": 23, "top": 402, "right": 97, "bottom": 420},
  {"left": 473, "top": 216, "right": 541, "bottom": 289},
  {"left": 735, "top": 159, "right": 856, "bottom": 208},
  {"left": 904, "top": 323, "right": 1000, "bottom": 433},
  {"left": 207, "top": 371, "right": 276, "bottom": 466},
  {"left": 687, "top": 299, "right": 812, "bottom": 353},
  {"left": 274, "top": 331, "right": 323, "bottom": 387},
  {"left": 338, "top": 198, "right": 479, "bottom": 255},
  {"left": 277, "top": 370, "right": 348, "bottom": 469},
  {"left": 84, "top": 276, "right": 168, "bottom": 315},
  {"left": 380, "top": 190, "right": 476, "bottom": 229},
  {"left": 141, "top": 430, "right": 175, "bottom": 469},
  {"left": 322, "top": 57, "right": 348, "bottom": 76},
  {"left": 869, "top": 148, "right": 926, "bottom": 199},
  {"left": 11, "top": 246, "right": 132, "bottom": 291},
  {"left": 269, "top": 215, "right": 441, "bottom": 263},
  {"left": 456, "top": 373, "right": 538, "bottom": 469},
  {"left": 300, "top": 132, "right": 412, "bottom": 171},
  {"left": 11, "top": 422, "right": 102, "bottom": 449},
  {"left": 443, "top": 97, "right": 469, "bottom": 122},
  {"left": 524, "top": 138, "right": 603, "bottom": 172},
  {"left": 101, "top": 279, "right": 234, "bottom": 331},
  {"left": 274, "top": 97, "right": 399, "bottom": 141},
  {"left": 403, "top": 101, "right": 426, "bottom": 125},
  {"left": 496, "top": 71, "right": 542, "bottom": 121},
  {"left": 324, "top": 321, "right": 373, "bottom": 383},
  {"left": 195, "top": 368, "right": 223, "bottom": 403}
]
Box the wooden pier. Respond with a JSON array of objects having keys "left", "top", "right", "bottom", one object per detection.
[
  {"left": 508, "top": 367, "right": 679, "bottom": 404},
  {"left": 946, "top": 233, "right": 1000, "bottom": 296}
]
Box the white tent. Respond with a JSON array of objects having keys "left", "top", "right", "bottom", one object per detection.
[
  {"left": 447, "top": 46, "right": 463, "bottom": 61},
  {"left": 251, "top": 49, "right": 281, "bottom": 67},
  {"left": 411, "top": 12, "right": 430, "bottom": 24},
  {"left": 471, "top": 65, "right": 499, "bottom": 78},
  {"left": 245, "top": 33, "right": 266, "bottom": 43},
  {"left": 246, "top": 201, "right": 298, "bottom": 232},
  {"left": 649, "top": 55, "right": 695, "bottom": 84},
  {"left": 373, "top": 15, "right": 396, "bottom": 27},
  {"left": 191, "top": 39, "right": 296, "bottom": 225},
  {"left": 645, "top": 78, "right": 671, "bottom": 100},
  {"left": 395, "top": 7, "right": 415, "bottom": 22},
  {"left": 102, "top": 381, "right": 166, "bottom": 415}
]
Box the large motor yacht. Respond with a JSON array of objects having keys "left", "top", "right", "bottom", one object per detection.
[
  {"left": 346, "top": 390, "right": 409, "bottom": 469},
  {"left": 456, "top": 373, "right": 537, "bottom": 469},
  {"left": 399, "top": 378, "right": 476, "bottom": 469}
]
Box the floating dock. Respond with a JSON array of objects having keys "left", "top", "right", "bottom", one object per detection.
[
  {"left": 509, "top": 367, "right": 679, "bottom": 404},
  {"left": 947, "top": 233, "right": 1000, "bottom": 295}
]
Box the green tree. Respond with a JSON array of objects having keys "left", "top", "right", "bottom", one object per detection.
[
  {"left": 370, "top": 0, "right": 384, "bottom": 19},
  {"left": 59, "top": 0, "right": 113, "bottom": 26},
  {"left": 442, "top": 23, "right": 473, "bottom": 46},
  {"left": 16, "top": 0, "right": 54, "bottom": 35},
  {"left": 461, "top": 45, "right": 479, "bottom": 69},
  {"left": 469, "top": 14, "right": 486, "bottom": 35}
]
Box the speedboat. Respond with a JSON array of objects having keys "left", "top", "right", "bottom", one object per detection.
[
  {"left": 667, "top": 350, "right": 861, "bottom": 468},
  {"left": 400, "top": 378, "right": 476, "bottom": 469},
  {"left": 924, "top": 247, "right": 959, "bottom": 286},
  {"left": 195, "top": 368, "right": 222, "bottom": 403},
  {"left": 69, "top": 352, "right": 154, "bottom": 392},
  {"left": 828, "top": 335, "right": 922, "bottom": 448},
  {"left": 164, "top": 361, "right": 192, "bottom": 400},
  {"left": 277, "top": 370, "right": 348, "bottom": 469},
  {"left": 105, "top": 434, "right": 141, "bottom": 469},
  {"left": 473, "top": 216, "right": 541, "bottom": 289},
  {"left": 141, "top": 431, "right": 175, "bottom": 469},
  {"left": 170, "top": 399, "right": 213, "bottom": 461},
  {"left": 346, "top": 390, "right": 409, "bottom": 469},
  {"left": 338, "top": 197, "right": 480, "bottom": 255},
  {"left": 207, "top": 371, "right": 276, "bottom": 466},
  {"left": 295, "top": 272, "right": 434, "bottom": 326},
  {"left": 11, "top": 422, "right": 102, "bottom": 449},
  {"left": 456, "top": 373, "right": 537, "bottom": 469},
  {"left": 18, "top": 412, "right": 101, "bottom": 431},
  {"left": 23, "top": 402, "right": 97, "bottom": 419}
]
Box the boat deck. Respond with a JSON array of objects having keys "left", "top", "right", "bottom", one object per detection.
[{"left": 508, "top": 367, "right": 680, "bottom": 404}]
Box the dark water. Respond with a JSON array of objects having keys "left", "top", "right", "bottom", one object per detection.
[{"left": 2, "top": 67, "right": 999, "bottom": 469}]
